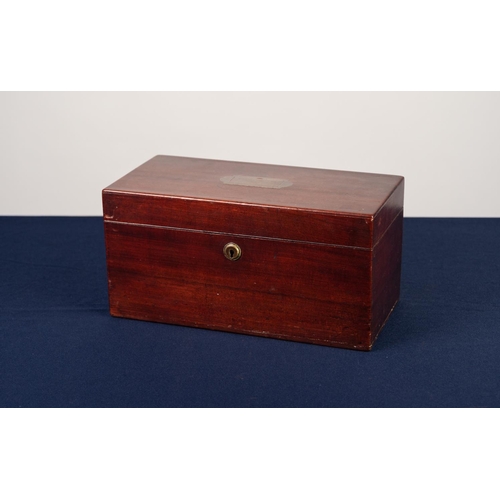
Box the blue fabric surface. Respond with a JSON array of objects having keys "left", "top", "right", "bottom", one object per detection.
[{"left": 0, "top": 216, "right": 499, "bottom": 407}]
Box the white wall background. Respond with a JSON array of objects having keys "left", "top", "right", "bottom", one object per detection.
[{"left": 1, "top": 92, "right": 499, "bottom": 217}]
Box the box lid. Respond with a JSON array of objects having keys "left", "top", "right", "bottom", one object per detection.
[{"left": 103, "top": 155, "right": 404, "bottom": 249}]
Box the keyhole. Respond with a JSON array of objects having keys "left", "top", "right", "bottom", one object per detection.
[{"left": 223, "top": 242, "right": 242, "bottom": 261}]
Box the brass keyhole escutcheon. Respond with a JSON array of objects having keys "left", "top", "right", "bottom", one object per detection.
[{"left": 223, "top": 242, "right": 242, "bottom": 261}]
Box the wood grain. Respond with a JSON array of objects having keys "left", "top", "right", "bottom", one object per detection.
[
  {"left": 106, "top": 155, "right": 403, "bottom": 216},
  {"left": 103, "top": 155, "right": 404, "bottom": 350},
  {"left": 371, "top": 209, "right": 404, "bottom": 346},
  {"left": 104, "top": 222, "right": 372, "bottom": 349}
]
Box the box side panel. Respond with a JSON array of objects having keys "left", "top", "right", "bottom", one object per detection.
[
  {"left": 372, "top": 178, "right": 404, "bottom": 246},
  {"left": 370, "top": 210, "right": 404, "bottom": 347},
  {"left": 104, "top": 221, "right": 373, "bottom": 350},
  {"left": 103, "top": 191, "right": 373, "bottom": 249}
]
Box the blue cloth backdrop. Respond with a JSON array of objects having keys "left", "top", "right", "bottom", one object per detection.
[{"left": 1, "top": 217, "right": 499, "bottom": 407}]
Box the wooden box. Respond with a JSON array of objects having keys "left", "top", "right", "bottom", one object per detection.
[{"left": 103, "top": 155, "right": 404, "bottom": 350}]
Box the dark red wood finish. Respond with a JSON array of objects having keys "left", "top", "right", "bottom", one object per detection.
[
  {"left": 371, "top": 210, "right": 404, "bottom": 346},
  {"left": 103, "top": 155, "right": 404, "bottom": 350}
]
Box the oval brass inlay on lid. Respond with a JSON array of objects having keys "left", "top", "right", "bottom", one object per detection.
[
  {"left": 223, "top": 242, "right": 242, "bottom": 261},
  {"left": 220, "top": 175, "right": 292, "bottom": 189}
]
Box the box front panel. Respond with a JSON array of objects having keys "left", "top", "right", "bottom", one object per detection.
[{"left": 104, "top": 222, "right": 373, "bottom": 349}]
